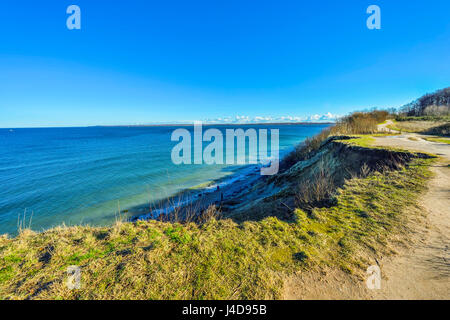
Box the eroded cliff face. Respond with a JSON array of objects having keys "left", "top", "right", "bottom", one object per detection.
[{"left": 221, "top": 136, "right": 425, "bottom": 222}]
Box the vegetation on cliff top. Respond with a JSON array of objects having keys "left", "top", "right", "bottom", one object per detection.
[
  {"left": 0, "top": 155, "right": 433, "bottom": 299},
  {"left": 399, "top": 87, "right": 450, "bottom": 117}
]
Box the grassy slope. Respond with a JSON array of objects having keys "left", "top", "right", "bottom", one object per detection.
[
  {"left": 0, "top": 136, "right": 434, "bottom": 300},
  {"left": 388, "top": 119, "right": 450, "bottom": 136},
  {"left": 423, "top": 137, "right": 450, "bottom": 144}
]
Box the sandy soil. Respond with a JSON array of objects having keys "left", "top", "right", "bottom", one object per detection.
[{"left": 369, "top": 121, "right": 450, "bottom": 299}]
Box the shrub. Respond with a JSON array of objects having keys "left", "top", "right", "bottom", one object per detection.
[
  {"left": 280, "top": 110, "right": 390, "bottom": 170},
  {"left": 295, "top": 164, "right": 335, "bottom": 210},
  {"left": 197, "top": 205, "right": 221, "bottom": 224}
]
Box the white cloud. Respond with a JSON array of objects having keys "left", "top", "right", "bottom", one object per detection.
[{"left": 203, "top": 113, "right": 340, "bottom": 124}]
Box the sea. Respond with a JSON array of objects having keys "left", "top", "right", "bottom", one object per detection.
[{"left": 0, "top": 124, "right": 330, "bottom": 235}]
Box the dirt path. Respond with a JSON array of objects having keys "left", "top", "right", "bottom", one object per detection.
[
  {"left": 368, "top": 121, "right": 450, "bottom": 299},
  {"left": 284, "top": 121, "right": 449, "bottom": 299},
  {"left": 378, "top": 119, "right": 396, "bottom": 133}
]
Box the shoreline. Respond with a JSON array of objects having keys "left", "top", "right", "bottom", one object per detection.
[
  {"left": 0, "top": 122, "right": 335, "bottom": 130},
  {"left": 1, "top": 124, "right": 325, "bottom": 236},
  {"left": 128, "top": 146, "right": 296, "bottom": 223},
  {"left": 96, "top": 122, "right": 334, "bottom": 128},
  {"left": 128, "top": 162, "right": 265, "bottom": 222}
]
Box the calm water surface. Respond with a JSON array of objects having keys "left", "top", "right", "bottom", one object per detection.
[{"left": 0, "top": 124, "right": 330, "bottom": 235}]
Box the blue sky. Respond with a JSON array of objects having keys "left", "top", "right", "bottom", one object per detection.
[{"left": 0, "top": 0, "right": 449, "bottom": 127}]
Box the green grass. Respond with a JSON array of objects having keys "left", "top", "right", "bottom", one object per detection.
[
  {"left": 395, "top": 115, "right": 450, "bottom": 122},
  {"left": 423, "top": 137, "right": 450, "bottom": 144},
  {"left": 342, "top": 135, "right": 376, "bottom": 147},
  {"left": 387, "top": 120, "right": 450, "bottom": 137},
  {"left": 339, "top": 134, "right": 398, "bottom": 148},
  {"left": 0, "top": 150, "right": 434, "bottom": 299}
]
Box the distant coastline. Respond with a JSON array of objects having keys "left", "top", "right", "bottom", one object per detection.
[
  {"left": 1, "top": 122, "right": 335, "bottom": 129},
  {"left": 96, "top": 122, "right": 335, "bottom": 127}
]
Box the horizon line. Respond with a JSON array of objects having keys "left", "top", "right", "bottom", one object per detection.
[{"left": 1, "top": 121, "right": 336, "bottom": 129}]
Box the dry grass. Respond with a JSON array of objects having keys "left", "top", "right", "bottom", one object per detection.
[
  {"left": 388, "top": 120, "right": 450, "bottom": 136},
  {"left": 197, "top": 205, "right": 221, "bottom": 224},
  {"left": 425, "top": 123, "right": 450, "bottom": 137},
  {"left": 295, "top": 163, "right": 334, "bottom": 210},
  {"left": 148, "top": 193, "right": 216, "bottom": 224},
  {"left": 332, "top": 112, "right": 384, "bottom": 135},
  {"left": 0, "top": 153, "right": 434, "bottom": 300}
]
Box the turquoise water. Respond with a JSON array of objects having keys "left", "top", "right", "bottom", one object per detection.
[{"left": 0, "top": 124, "right": 329, "bottom": 235}]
